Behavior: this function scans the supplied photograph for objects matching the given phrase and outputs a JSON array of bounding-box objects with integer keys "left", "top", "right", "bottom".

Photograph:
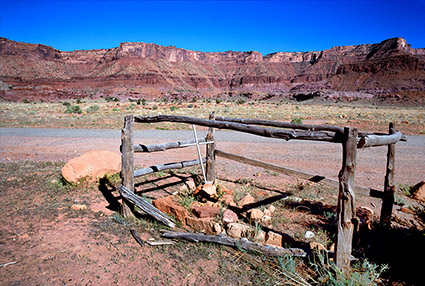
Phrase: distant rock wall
[{"left": 1, "top": 37, "right": 424, "bottom": 101}]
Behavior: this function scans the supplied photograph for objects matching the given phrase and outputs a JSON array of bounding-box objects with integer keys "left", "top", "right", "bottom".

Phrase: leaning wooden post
[
  {"left": 121, "top": 115, "right": 135, "bottom": 217},
  {"left": 206, "top": 111, "right": 216, "bottom": 183},
  {"left": 380, "top": 122, "right": 396, "bottom": 227},
  {"left": 335, "top": 127, "right": 358, "bottom": 274}
]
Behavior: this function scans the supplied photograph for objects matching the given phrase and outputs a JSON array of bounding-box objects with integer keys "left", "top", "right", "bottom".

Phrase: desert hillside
[{"left": 1, "top": 37, "right": 424, "bottom": 104}]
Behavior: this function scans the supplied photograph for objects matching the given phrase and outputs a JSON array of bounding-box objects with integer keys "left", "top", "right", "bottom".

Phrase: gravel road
[{"left": 1, "top": 128, "right": 424, "bottom": 190}]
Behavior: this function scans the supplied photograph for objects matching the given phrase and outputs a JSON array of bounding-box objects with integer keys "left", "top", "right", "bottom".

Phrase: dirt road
[{"left": 1, "top": 127, "right": 424, "bottom": 189}]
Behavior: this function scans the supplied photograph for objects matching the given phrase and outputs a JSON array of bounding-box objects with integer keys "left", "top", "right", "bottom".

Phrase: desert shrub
[
  {"left": 216, "top": 99, "right": 222, "bottom": 104},
  {"left": 291, "top": 116, "right": 303, "bottom": 124},
  {"left": 65, "top": 105, "right": 82, "bottom": 114},
  {"left": 22, "top": 98, "right": 31, "bottom": 103},
  {"left": 62, "top": 102, "right": 71, "bottom": 106},
  {"left": 187, "top": 104, "right": 194, "bottom": 108},
  {"left": 86, "top": 105, "right": 100, "bottom": 113},
  {"left": 105, "top": 96, "right": 119, "bottom": 102},
  {"left": 170, "top": 106, "right": 178, "bottom": 111},
  {"left": 236, "top": 99, "right": 246, "bottom": 104},
  {"left": 152, "top": 105, "right": 158, "bottom": 110}
]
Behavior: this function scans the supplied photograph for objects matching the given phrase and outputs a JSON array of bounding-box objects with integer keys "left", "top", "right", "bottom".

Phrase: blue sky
[{"left": 1, "top": 0, "right": 424, "bottom": 55}]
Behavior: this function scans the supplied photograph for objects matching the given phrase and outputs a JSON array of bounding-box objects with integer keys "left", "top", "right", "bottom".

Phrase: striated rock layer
[{"left": 1, "top": 37, "right": 424, "bottom": 103}]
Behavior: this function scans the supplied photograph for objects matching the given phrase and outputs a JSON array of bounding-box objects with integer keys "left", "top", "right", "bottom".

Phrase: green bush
[
  {"left": 86, "top": 105, "right": 100, "bottom": 113},
  {"left": 170, "top": 106, "right": 178, "bottom": 111},
  {"left": 65, "top": 105, "right": 82, "bottom": 114},
  {"left": 291, "top": 117, "right": 303, "bottom": 124}
]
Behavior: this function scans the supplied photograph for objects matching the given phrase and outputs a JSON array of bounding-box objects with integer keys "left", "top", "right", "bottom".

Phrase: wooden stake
[
  {"left": 121, "top": 115, "right": 135, "bottom": 218},
  {"left": 206, "top": 111, "right": 216, "bottom": 183},
  {"left": 335, "top": 127, "right": 357, "bottom": 274},
  {"left": 380, "top": 122, "right": 396, "bottom": 227}
]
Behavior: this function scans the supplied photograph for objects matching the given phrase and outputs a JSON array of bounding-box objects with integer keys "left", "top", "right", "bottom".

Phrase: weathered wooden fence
[{"left": 120, "top": 113, "right": 406, "bottom": 274}]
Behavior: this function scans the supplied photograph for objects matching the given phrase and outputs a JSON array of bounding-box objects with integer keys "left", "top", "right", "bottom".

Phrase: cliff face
[{"left": 1, "top": 37, "right": 424, "bottom": 101}]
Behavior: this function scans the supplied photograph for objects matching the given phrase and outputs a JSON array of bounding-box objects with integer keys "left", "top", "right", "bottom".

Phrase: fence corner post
[
  {"left": 121, "top": 115, "right": 135, "bottom": 218},
  {"left": 380, "top": 122, "right": 396, "bottom": 228},
  {"left": 206, "top": 111, "right": 216, "bottom": 183},
  {"left": 335, "top": 127, "right": 358, "bottom": 275}
]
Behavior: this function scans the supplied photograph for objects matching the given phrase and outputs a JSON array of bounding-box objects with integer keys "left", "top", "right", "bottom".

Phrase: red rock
[
  {"left": 219, "top": 194, "right": 236, "bottom": 206},
  {"left": 400, "top": 206, "right": 414, "bottom": 214},
  {"left": 219, "top": 185, "right": 234, "bottom": 196},
  {"left": 249, "top": 208, "right": 264, "bottom": 221},
  {"left": 238, "top": 194, "right": 255, "bottom": 207},
  {"left": 185, "top": 217, "right": 215, "bottom": 234},
  {"left": 264, "top": 231, "right": 283, "bottom": 247},
  {"left": 411, "top": 181, "right": 425, "bottom": 201},
  {"left": 152, "top": 195, "right": 189, "bottom": 225},
  {"left": 192, "top": 205, "right": 220, "bottom": 218},
  {"left": 61, "top": 150, "right": 121, "bottom": 183},
  {"left": 222, "top": 209, "right": 238, "bottom": 224}
]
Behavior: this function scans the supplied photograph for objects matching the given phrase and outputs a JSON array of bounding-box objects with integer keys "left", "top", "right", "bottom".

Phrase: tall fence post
[
  {"left": 121, "top": 115, "right": 135, "bottom": 217},
  {"left": 380, "top": 122, "right": 396, "bottom": 227},
  {"left": 335, "top": 127, "right": 358, "bottom": 274},
  {"left": 206, "top": 111, "right": 216, "bottom": 183}
]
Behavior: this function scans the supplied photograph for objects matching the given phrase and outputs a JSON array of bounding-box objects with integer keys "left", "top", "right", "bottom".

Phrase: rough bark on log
[
  {"left": 380, "top": 123, "right": 396, "bottom": 227},
  {"left": 121, "top": 115, "right": 135, "bottom": 217},
  {"left": 358, "top": 131, "right": 407, "bottom": 142},
  {"left": 335, "top": 127, "right": 358, "bottom": 274},
  {"left": 357, "top": 131, "right": 402, "bottom": 148},
  {"left": 134, "top": 158, "right": 206, "bottom": 178},
  {"left": 119, "top": 185, "right": 176, "bottom": 228},
  {"left": 134, "top": 138, "right": 207, "bottom": 152},
  {"left": 215, "top": 116, "right": 344, "bottom": 133},
  {"left": 206, "top": 112, "right": 216, "bottom": 183},
  {"left": 162, "top": 231, "right": 309, "bottom": 257},
  {"left": 215, "top": 149, "right": 381, "bottom": 198},
  {"left": 134, "top": 115, "right": 343, "bottom": 143}
]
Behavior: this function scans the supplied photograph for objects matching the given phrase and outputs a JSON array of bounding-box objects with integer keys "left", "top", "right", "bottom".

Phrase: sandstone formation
[
  {"left": 61, "top": 150, "right": 121, "bottom": 183},
  {"left": 1, "top": 37, "right": 424, "bottom": 104}
]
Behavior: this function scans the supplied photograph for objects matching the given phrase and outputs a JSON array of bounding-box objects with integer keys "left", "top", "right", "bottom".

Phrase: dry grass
[{"left": 1, "top": 99, "right": 424, "bottom": 134}]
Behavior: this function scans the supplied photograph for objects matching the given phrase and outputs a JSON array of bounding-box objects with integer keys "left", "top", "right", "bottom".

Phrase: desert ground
[{"left": 1, "top": 99, "right": 424, "bottom": 285}]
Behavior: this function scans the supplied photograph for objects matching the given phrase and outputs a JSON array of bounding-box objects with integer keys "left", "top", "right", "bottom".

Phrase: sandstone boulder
[
  {"left": 61, "top": 150, "right": 121, "bottom": 184},
  {"left": 192, "top": 205, "right": 220, "bottom": 218},
  {"left": 226, "top": 223, "right": 250, "bottom": 239},
  {"left": 186, "top": 217, "right": 216, "bottom": 234},
  {"left": 238, "top": 194, "right": 255, "bottom": 207},
  {"left": 249, "top": 208, "right": 264, "bottom": 221}
]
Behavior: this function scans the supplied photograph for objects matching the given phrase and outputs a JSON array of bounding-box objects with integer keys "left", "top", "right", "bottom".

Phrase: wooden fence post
[
  {"left": 121, "top": 115, "right": 135, "bottom": 217},
  {"left": 380, "top": 122, "right": 396, "bottom": 227},
  {"left": 206, "top": 111, "right": 216, "bottom": 183},
  {"left": 335, "top": 127, "right": 358, "bottom": 274}
]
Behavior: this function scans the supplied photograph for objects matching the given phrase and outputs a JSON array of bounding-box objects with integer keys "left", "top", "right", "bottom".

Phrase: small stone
[
  {"left": 411, "top": 181, "right": 425, "bottom": 201},
  {"left": 249, "top": 208, "right": 264, "bottom": 221},
  {"left": 255, "top": 230, "right": 266, "bottom": 243},
  {"left": 265, "top": 231, "right": 283, "bottom": 247},
  {"left": 186, "top": 180, "right": 196, "bottom": 191},
  {"left": 71, "top": 204, "right": 87, "bottom": 211},
  {"left": 309, "top": 242, "right": 327, "bottom": 251},
  {"left": 192, "top": 205, "right": 220, "bottom": 218},
  {"left": 263, "top": 209, "right": 271, "bottom": 217},
  {"left": 213, "top": 222, "right": 222, "bottom": 234},
  {"left": 238, "top": 194, "right": 255, "bottom": 207},
  {"left": 261, "top": 215, "right": 272, "bottom": 222},
  {"left": 304, "top": 231, "right": 315, "bottom": 239},
  {"left": 153, "top": 195, "right": 189, "bottom": 225},
  {"left": 219, "top": 194, "right": 236, "bottom": 206},
  {"left": 268, "top": 205, "right": 276, "bottom": 213},
  {"left": 227, "top": 223, "right": 250, "bottom": 239},
  {"left": 400, "top": 206, "right": 414, "bottom": 214},
  {"left": 202, "top": 183, "right": 217, "bottom": 196},
  {"left": 186, "top": 217, "right": 215, "bottom": 234},
  {"left": 222, "top": 209, "right": 238, "bottom": 224},
  {"left": 219, "top": 185, "right": 234, "bottom": 195}
]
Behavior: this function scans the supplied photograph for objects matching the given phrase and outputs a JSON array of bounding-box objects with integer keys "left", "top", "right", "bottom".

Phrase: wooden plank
[
  {"left": 206, "top": 111, "right": 216, "bottom": 183},
  {"left": 162, "top": 231, "right": 309, "bottom": 257},
  {"left": 119, "top": 185, "right": 176, "bottom": 228},
  {"left": 215, "top": 149, "right": 381, "bottom": 198},
  {"left": 121, "top": 115, "right": 135, "bottom": 217},
  {"left": 134, "top": 115, "right": 343, "bottom": 143},
  {"left": 357, "top": 131, "right": 403, "bottom": 148},
  {"left": 380, "top": 123, "right": 396, "bottom": 227},
  {"left": 134, "top": 138, "right": 207, "bottom": 153},
  {"left": 335, "top": 127, "right": 358, "bottom": 274},
  {"left": 358, "top": 131, "right": 407, "bottom": 142},
  {"left": 134, "top": 158, "right": 205, "bottom": 178},
  {"left": 215, "top": 116, "right": 344, "bottom": 133}
]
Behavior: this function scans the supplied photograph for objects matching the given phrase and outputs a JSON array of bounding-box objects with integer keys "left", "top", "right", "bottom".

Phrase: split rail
[{"left": 120, "top": 113, "right": 406, "bottom": 274}]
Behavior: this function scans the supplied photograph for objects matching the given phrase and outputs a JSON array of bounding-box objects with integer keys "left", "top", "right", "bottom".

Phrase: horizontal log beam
[
  {"left": 215, "top": 116, "right": 344, "bottom": 133},
  {"left": 134, "top": 138, "right": 207, "bottom": 152},
  {"left": 118, "top": 185, "right": 176, "bottom": 228},
  {"left": 162, "top": 231, "right": 309, "bottom": 257},
  {"left": 134, "top": 158, "right": 205, "bottom": 178},
  {"left": 215, "top": 149, "right": 382, "bottom": 198},
  {"left": 357, "top": 131, "right": 403, "bottom": 148},
  {"left": 134, "top": 115, "right": 343, "bottom": 143},
  {"left": 358, "top": 131, "right": 407, "bottom": 142}
]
